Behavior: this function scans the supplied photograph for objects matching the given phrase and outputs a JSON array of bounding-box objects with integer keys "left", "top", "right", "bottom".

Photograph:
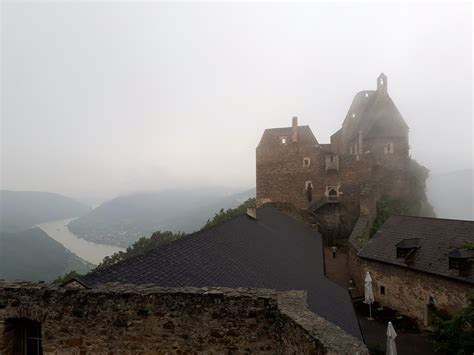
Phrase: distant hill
[
  {"left": 0, "top": 227, "right": 93, "bottom": 282},
  {"left": 0, "top": 190, "right": 92, "bottom": 232},
  {"left": 68, "top": 188, "right": 255, "bottom": 247},
  {"left": 426, "top": 169, "right": 473, "bottom": 220}
]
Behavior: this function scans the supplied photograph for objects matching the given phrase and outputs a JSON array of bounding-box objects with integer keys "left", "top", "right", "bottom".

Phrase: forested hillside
[
  {"left": 0, "top": 228, "right": 93, "bottom": 281},
  {"left": 0, "top": 190, "right": 91, "bottom": 232},
  {"left": 68, "top": 188, "right": 255, "bottom": 247},
  {"left": 61, "top": 197, "right": 256, "bottom": 280}
]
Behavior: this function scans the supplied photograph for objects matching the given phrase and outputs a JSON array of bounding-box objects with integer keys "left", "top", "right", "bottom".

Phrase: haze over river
[{"left": 36, "top": 218, "right": 124, "bottom": 265}]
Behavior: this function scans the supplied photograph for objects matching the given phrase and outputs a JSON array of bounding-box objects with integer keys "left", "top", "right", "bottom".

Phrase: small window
[
  {"left": 380, "top": 285, "right": 385, "bottom": 296},
  {"left": 384, "top": 142, "right": 394, "bottom": 154},
  {"left": 448, "top": 249, "right": 473, "bottom": 272},
  {"left": 352, "top": 113, "right": 356, "bottom": 118},
  {"left": 365, "top": 93, "right": 369, "bottom": 98},
  {"left": 380, "top": 79, "right": 384, "bottom": 85},
  {"left": 397, "top": 248, "right": 409, "bottom": 259},
  {"left": 305, "top": 181, "right": 313, "bottom": 202},
  {"left": 449, "top": 258, "right": 465, "bottom": 270},
  {"left": 280, "top": 137, "right": 287, "bottom": 145},
  {"left": 303, "top": 157, "right": 310, "bottom": 168}
]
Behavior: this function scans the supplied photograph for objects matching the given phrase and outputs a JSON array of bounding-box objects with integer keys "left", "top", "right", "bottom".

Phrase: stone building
[
  {"left": 256, "top": 74, "right": 432, "bottom": 240},
  {"left": 349, "top": 215, "right": 473, "bottom": 328}
]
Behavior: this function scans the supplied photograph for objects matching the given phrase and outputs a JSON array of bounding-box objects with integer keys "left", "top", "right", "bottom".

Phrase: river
[{"left": 36, "top": 218, "right": 124, "bottom": 265}]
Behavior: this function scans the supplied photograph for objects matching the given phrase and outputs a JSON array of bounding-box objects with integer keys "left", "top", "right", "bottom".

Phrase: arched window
[{"left": 328, "top": 188, "right": 338, "bottom": 202}]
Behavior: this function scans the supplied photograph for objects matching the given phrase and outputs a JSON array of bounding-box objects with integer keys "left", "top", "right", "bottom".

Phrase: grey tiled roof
[
  {"left": 80, "top": 205, "right": 362, "bottom": 339},
  {"left": 358, "top": 215, "right": 474, "bottom": 284}
]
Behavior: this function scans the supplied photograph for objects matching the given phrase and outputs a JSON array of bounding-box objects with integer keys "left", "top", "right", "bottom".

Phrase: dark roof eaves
[{"left": 390, "top": 214, "right": 474, "bottom": 224}]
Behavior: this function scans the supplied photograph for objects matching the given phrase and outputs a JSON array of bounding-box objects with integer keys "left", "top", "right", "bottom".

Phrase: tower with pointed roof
[{"left": 330, "top": 73, "right": 409, "bottom": 169}]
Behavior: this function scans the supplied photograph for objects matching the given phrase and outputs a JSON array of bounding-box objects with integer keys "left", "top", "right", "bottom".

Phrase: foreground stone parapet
[{"left": 0, "top": 281, "right": 368, "bottom": 354}]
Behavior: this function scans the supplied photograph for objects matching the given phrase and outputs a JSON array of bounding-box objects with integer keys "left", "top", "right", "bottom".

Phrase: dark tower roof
[{"left": 341, "top": 74, "right": 409, "bottom": 146}]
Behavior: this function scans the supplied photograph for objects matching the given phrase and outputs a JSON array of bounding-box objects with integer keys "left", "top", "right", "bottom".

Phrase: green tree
[
  {"left": 201, "top": 198, "right": 256, "bottom": 230},
  {"left": 432, "top": 295, "right": 474, "bottom": 354},
  {"left": 370, "top": 197, "right": 412, "bottom": 236},
  {"left": 463, "top": 242, "right": 474, "bottom": 250}
]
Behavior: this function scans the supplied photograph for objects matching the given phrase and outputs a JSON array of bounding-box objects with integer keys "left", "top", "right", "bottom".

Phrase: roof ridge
[
  {"left": 390, "top": 214, "right": 474, "bottom": 223},
  {"left": 265, "top": 125, "right": 311, "bottom": 130}
]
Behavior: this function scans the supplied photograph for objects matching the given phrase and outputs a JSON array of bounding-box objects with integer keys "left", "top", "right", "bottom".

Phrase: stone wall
[
  {"left": 0, "top": 282, "right": 368, "bottom": 354},
  {"left": 348, "top": 253, "right": 472, "bottom": 328},
  {"left": 255, "top": 116, "right": 434, "bottom": 242},
  {"left": 256, "top": 131, "right": 379, "bottom": 239},
  {"left": 363, "top": 136, "right": 409, "bottom": 171}
]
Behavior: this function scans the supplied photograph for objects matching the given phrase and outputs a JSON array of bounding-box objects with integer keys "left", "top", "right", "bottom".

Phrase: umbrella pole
[{"left": 368, "top": 303, "right": 374, "bottom": 320}]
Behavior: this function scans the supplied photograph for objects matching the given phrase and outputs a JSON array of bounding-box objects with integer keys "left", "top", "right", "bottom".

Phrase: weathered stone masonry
[
  {"left": 348, "top": 251, "right": 473, "bottom": 328},
  {"left": 0, "top": 282, "right": 368, "bottom": 354}
]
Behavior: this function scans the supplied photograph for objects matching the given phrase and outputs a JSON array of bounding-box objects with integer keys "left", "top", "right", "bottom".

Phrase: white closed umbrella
[
  {"left": 386, "top": 321, "right": 398, "bottom": 355},
  {"left": 364, "top": 271, "right": 374, "bottom": 320}
]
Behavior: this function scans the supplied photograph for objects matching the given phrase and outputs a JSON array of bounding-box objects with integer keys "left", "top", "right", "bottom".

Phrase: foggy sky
[{"left": 1, "top": 2, "right": 472, "bottom": 203}]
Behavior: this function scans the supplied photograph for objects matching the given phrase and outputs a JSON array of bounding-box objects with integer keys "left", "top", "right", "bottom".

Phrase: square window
[
  {"left": 397, "top": 248, "right": 408, "bottom": 258},
  {"left": 380, "top": 285, "right": 385, "bottom": 296},
  {"left": 280, "top": 137, "right": 287, "bottom": 145},
  {"left": 303, "top": 157, "right": 310, "bottom": 167}
]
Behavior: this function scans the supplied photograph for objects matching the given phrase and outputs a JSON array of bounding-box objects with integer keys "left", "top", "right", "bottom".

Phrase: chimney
[
  {"left": 246, "top": 207, "right": 257, "bottom": 219},
  {"left": 292, "top": 116, "right": 298, "bottom": 143},
  {"left": 377, "top": 73, "right": 387, "bottom": 95}
]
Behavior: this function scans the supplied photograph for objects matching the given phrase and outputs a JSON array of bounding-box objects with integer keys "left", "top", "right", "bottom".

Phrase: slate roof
[
  {"left": 80, "top": 205, "right": 362, "bottom": 339},
  {"left": 358, "top": 215, "right": 474, "bottom": 284}
]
